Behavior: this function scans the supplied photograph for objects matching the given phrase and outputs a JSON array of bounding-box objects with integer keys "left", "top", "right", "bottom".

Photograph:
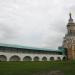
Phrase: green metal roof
[{"left": 0, "top": 43, "right": 63, "bottom": 52}]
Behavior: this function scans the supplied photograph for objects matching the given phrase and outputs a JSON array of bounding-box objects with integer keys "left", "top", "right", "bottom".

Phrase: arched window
[
  {"left": 34, "top": 56, "right": 39, "bottom": 61},
  {"left": 23, "top": 56, "right": 32, "bottom": 61},
  {"left": 10, "top": 55, "right": 20, "bottom": 61},
  {"left": 50, "top": 57, "right": 54, "bottom": 61},
  {"left": 0, "top": 55, "right": 7, "bottom": 61},
  {"left": 42, "top": 57, "right": 47, "bottom": 61}
]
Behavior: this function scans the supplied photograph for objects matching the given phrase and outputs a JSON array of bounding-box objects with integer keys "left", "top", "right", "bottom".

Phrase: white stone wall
[{"left": 0, "top": 52, "right": 65, "bottom": 61}]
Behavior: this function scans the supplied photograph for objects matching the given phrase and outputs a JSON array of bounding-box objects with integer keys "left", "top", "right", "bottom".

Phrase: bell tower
[{"left": 63, "top": 13, "right": 75, "bottom": 60}]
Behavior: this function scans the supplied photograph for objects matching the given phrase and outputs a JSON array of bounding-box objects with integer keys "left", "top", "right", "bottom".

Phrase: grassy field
[{"left": 0, "top": 61, "right": 75, "bottom": 75}]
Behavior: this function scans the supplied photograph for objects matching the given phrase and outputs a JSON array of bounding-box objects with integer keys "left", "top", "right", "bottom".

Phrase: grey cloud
[
  {"left": 0, "top": 0, "right": 75, "bottom": 49},
  {"left": 0, "top": 23, "right": 17, "bottom": 39}
]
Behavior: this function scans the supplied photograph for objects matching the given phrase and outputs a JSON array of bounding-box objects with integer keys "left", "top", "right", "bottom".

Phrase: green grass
[{"left": 0, "top": 61, "right": 75, "bottom": 75}]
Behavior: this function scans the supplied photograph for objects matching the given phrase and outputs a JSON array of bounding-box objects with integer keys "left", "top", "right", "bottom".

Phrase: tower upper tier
[{"left": 66, "top": 13, "right": 75, "bottom": 36}]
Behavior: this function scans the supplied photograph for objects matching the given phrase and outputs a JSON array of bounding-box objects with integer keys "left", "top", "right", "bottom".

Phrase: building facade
[
  {"left": 0, "top": 43, "right": 65, "bottom": 61},
  {"left": 63, "top": 13, "right": 75, "bottom": 60}
]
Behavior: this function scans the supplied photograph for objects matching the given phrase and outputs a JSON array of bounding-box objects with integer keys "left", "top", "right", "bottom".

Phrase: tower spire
[
  {"left": 69, "top": 13, "right": 72, "bottom": 19},
  {"left": 69, "top": 12, "right": 73, "bottom": 23}
]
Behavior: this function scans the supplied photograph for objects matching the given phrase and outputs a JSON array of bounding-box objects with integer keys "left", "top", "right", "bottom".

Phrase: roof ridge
[{"left": 0, "top": 43, "right": 62, "bottom": 52}]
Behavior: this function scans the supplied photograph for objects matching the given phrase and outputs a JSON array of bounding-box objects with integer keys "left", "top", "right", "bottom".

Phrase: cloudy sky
[{"left": 0, "top": 0, "right": 75, "bottom": 49}]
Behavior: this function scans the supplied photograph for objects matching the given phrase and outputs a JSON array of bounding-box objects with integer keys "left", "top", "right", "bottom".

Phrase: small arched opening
[
  {"left": 57, "top": 57, "right": 61, "bottom": 61},
  {"left": 34, "top": 56, "right": 39, "bottom": 61},
  {"left": 0, "top": 55, "right": 7, "bottom": 61},
  {"left": 23, "top": 56, "right": 32, "bottom": 61},
  {"left": 42, "top": 57, "right": 47, "bottom": 61},
  {"left": 10, "top": 55, "right": 20, "bottom": 61},
  {"left": 50, "top": 57, "right": 54, "bottom": 61},
  {"left": 63, "top": 56, "right": 66, "bottom": 60}
]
